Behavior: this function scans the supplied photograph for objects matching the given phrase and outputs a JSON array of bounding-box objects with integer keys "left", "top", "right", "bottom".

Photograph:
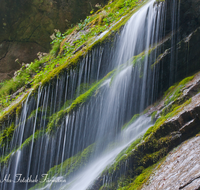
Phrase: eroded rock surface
[{"left": 142, "top": 136, "right": 200, "bottom": 190}]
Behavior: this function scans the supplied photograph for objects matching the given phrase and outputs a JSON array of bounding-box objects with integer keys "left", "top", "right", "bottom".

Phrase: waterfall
[
  {"left": 0, "top": 0, "right": 177, "bottom": 190},
  {"left": 57, "top": 116, "right": 152, "bottom": 190}
]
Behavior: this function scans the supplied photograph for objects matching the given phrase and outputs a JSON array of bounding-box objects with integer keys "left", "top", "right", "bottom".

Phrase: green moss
[
  {"left": 164, "top": 84, "right": 177, "bottom": 97},
  {"left": 102, "top": 150, "right": 167, "bottom": 190},
  {"left": 52, "top": 144, "right": 94, "bottom": 177},
  {"left": 46, "top": 109, "right": 66, "bottom": 133},
  {"left": 110, "top": 47, "right": 155, "bottom": 86},
  {"left": 151, "top": 48, "right": 170, "bottom": 70},
  {"left": 28, "top": 107, "right": 43, "bottom": 120},
  {"left": 107, "top": 137, "right": 142, "bottom": 173},
  {"left": 66, "top": 74, "right": 109, "bottom": 112},
  {"left": 130, "top": 166, "right": 155, "bottom": 189},
  {"left": 100, "top": 135, "right": 170, "bottom": 189},
  {"left": 125, "top": 137, "right": 142, "bottom": 155},
  {"left": 143, "top": 109, "right": 148, "bottom": 114},
  {"left": 110, "top": 64, "right": 126, "bottom": 85},
  {"left": 0, "top": 130, "right": 44, "bottom": 165},
  {"left": 46, "top": 70, "right": 114, "bottom": 133},
  {"left": 110, "top": 48, "right": 153, "bottom": 89},
  {"left": 49, "top": 41, "right": 60, "bottom": 57},
  {"left": 140, "top": 148, "right": 167, "bottom": 167},
  {"left": 131, "top": 52, "right": 145, "bottom": 67},
  {"left": 144, "top": 98, "right": 192, "bottom": 140},
  {"left": 0, "top": 122, "right": 15, "bottom": 147},
  {"left": 164, "top": 75, "right": 194, "bottom": 106},
  {"left": 151, "top": 111, "right": 157, "bottom": 123},
  {"left": 122, "top": 114, "right": 140, "bottom": 130},
  {"left": 0, "top": 92, "right": 28, "bottom": 124},
  {"left": 30, "top": 143, "right": 95, "bottom": 190},
  {"left": 0, "top": 0, "right": 148, "bottom": 120},
  {"left": 117, "top": 161, "right": 160, "bottom": 190},
  {"left": 143, "top": 117, "right": 165, "bottom": 139},
  {"left": 20, "top": 130, "right": 44, "bottom": 149},
  {"left": 142, "top": 75, "right": 195, "bottom": 140},
  {"left": 75, "top": 83, "right": 91, "bottom": 95},
  {"left": 16, "top": 104, "right": 22, "bottom": 118}
]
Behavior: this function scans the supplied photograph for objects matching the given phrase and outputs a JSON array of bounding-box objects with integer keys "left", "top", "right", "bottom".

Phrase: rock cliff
[{"left": 0, "top": 0, "right": 108, "bottom": 81}]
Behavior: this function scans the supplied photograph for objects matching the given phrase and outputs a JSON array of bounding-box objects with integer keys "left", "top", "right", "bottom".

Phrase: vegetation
[
  {"left": 0, "top": 0, "right": 148, "bottom": 117},
  {"left": 111, "top": 137, "right": 143, "bottom": 170},
  {"left": 122, "top": 114, "right": 140, "bottom": 130},
  {"left": 143, "top": 98, "right": 191, "bottom": 139},
  {"left": 0, "top": 91, "right": 28, "bottom": 124},
  {"left": 143, "top": 74, "right": 195, "bottom": 139},
  {"left": 46, "top": 69, "right": 114, "bottom": 132},
  {"left": 0, "top": 0, "right": 197, "bottom": 188},
  {"left": 117, "top": 75, "right": 195, "bottom": 166},
  {"left": 29, "top": 143, "right": 95, "bottom": 190},
  {"left": 0, "top": 122, "right": 15, "bottom": 147},
  {"left": 96, "top": 73, "right": 197, "bottom": 190},
  {"left": 0, "top": 130, "right": 44, "bottom": 165},
  {"left": 164, "top": 75, "right": 194, "bottom": 106},
  {"left": 151, "top": 111, "right": 157, "bottom": 123},
  {"left": 117, "top": 158, "right": 165, "bottom": 190}
]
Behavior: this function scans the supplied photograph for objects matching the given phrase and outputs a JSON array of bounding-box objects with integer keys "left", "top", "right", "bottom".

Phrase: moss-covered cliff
[
  {"left": 0, "top": 0, "right": 148, "bottom": 115},
  {"left": 90, "top": 72, "right": 200, "bottom": 190},
  {"left": 1, "top": 0, "right": 200, "bottom": 189}
]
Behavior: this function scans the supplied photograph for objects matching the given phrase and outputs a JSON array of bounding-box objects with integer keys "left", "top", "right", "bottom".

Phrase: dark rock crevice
[{"left": 179, "top": 175, "right": 200, "bottom": 189}]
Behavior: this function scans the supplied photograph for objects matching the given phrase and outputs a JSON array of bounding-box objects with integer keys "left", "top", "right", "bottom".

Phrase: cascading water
[
  {"left": 59, "top": 116, "right": 152, "bottom": 190},
  {"left": 0, "top": 0, "right": 177, "bottom": 190}
]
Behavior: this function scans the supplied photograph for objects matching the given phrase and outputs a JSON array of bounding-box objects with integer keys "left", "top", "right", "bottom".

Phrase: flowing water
[
  {"left": 0, "top": 0, "right": 177, "bottom": 190},
  {"left": 60, "top": 116, "right": 152, "bottom": 190}
]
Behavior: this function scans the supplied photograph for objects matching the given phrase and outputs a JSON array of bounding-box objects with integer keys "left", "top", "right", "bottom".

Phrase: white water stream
[
  {"left": 62, "top": 116, "right": 152, "bottom": 190},
  {"left": 0, "top": 1, "right": 170, "bottom": 190},
  {"left": 36, "top": 1, "right": 163, "bottom": 189}
]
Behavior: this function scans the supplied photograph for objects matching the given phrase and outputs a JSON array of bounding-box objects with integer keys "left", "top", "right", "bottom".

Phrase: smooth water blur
[
  {"left": 61, "top": 116, "right": 152, "bottom": 190},
  {"left": 0, "top": 1, "right": 171, "bottom": 190}
]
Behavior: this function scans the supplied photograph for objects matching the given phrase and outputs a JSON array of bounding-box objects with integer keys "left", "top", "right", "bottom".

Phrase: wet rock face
[
  {"left": 0, "top": 42, "right": 46, "bottom": 81},
  {"left": 179, "top": 0, "right": 200, "bottom": 37},
  {"left": 165, "top": 0, "right": 200, "bottom": 37},
  {"left": 90, "top": 72, "right": 200, "bottom": 190},
  {"left": 0, "top": 0, "right": 108, "bottom": 81},
  {"left": 142, "top": 136, "right": 200, "bottom": 190}
]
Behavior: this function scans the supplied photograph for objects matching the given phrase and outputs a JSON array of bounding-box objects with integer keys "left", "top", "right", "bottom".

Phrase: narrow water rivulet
[{"left": 0, "top": 0, "right": 179, "bottom": 189}]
